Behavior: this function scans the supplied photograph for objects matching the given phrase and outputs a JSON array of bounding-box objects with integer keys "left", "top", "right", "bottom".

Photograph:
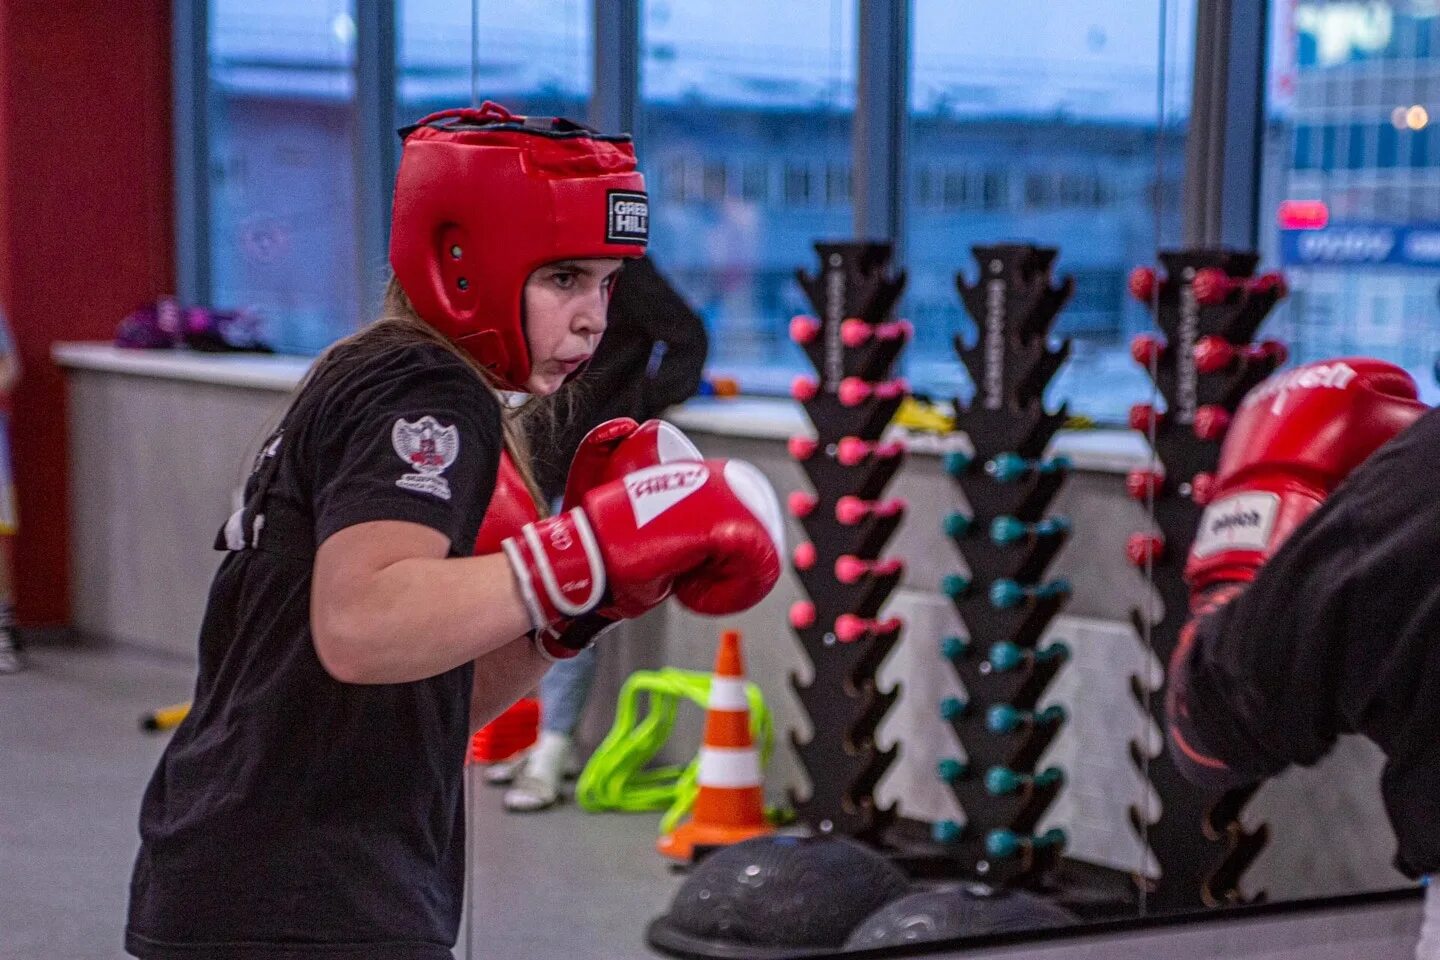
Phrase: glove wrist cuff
[{"left": 502, "top": 509, "right": 607, "bottom": 631}]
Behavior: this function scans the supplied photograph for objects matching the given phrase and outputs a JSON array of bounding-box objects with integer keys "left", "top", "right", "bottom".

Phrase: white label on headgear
[
  {"left": 607, "top": 191, "right": 649, "bottom": 244},
  {"left": 1192, "top": 491, "right": 1280, "bottom": 558}
]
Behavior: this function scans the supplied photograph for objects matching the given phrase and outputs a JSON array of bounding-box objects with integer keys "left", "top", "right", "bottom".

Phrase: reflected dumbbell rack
[
  {"left": 887, "top": 245, "right": 1084, "bottom": 891},
  {"left": 1123, "top": 249, "right": 1288, "bottom": 910}
]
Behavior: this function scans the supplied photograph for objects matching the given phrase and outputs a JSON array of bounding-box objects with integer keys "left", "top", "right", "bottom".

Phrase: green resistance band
[{"left": 576, "top": 668, "right": 775, "bottom": 834}]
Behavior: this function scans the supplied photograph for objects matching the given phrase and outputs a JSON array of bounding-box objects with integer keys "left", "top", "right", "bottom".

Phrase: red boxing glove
[
  {"left": 503, "top": 459, "right": 783, "bottom": 637},
  {"left": 473, "top": 451, "right": 541, "bottom": 556},
  {"left": 1186, "top": 357, "right": 1426, "bottom": 596},
  {"left": 561, "top": 418, "right": 702, "bottom": 510}
]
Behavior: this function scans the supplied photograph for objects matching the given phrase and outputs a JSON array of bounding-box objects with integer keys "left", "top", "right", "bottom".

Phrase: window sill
[
  {"left": 53, "top": 342, "right": 1152, "bottom": 474},
  {"left": 668, "top": 397, "right": 1150, "bottom": 474}
]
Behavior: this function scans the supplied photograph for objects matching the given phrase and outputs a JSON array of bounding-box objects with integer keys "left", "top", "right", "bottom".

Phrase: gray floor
[
  {"left": 0, "top": 636, "right": 684, "bottom": 960},
  {"left": 2, "top": 637, "right": 1427, "bottom": 960}
]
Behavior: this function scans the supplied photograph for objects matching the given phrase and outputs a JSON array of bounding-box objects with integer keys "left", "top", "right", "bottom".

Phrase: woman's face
[{"left": 521, "top": 258, "right": 624, "bottom": 395}]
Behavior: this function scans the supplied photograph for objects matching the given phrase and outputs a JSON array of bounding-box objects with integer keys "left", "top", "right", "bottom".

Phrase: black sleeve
[
  {"left": 311, "top": 352, "right": 503, "bottom": 555},
  {"left": 1180, "top": 407, "right": 1440, "bottom": 782}
]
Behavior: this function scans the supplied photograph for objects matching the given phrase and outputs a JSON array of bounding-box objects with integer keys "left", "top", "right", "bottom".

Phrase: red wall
[{"left": 0, "top": 1, "right": 174, "bottom": 625}]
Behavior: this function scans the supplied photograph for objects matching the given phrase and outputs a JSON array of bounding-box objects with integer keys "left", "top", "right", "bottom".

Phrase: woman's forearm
[
  {"left": 469, "top": 637, "right": 551, "bottom": 732},
  {"left": 313, "top": 551, "right": 537, "bottom": 685}
]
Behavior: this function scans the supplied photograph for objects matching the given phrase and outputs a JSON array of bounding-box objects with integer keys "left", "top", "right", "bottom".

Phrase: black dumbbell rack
[
  {"left": 1122, "top": 249, "right": 1288, "bottom": 909},
  {"left": 886, "top": 245, "right": 1077, "bottom": 889},
  {"left": 784, "top": 241, "right": 912, "bottom": 844}
]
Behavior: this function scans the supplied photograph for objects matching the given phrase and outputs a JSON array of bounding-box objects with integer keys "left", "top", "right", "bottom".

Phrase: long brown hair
[{"left": 294, "top": 276, "right": 578, "bottom": 513}]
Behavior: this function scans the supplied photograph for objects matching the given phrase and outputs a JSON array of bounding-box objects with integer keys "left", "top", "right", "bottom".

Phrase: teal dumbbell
[
  {"left": 942, "top": 574, "right": 973, "bottom": 599},
  {"left": 989, "top": 515, "right": 1072, "bottom": 546},
  {"left": 943, "top": 511, "right": 973, "bottom": 539},
  {"left": 932, "top": 819, "right": 963, "bottom": 843},
  {"left": 984, "top": 765, "right": 1065, "bottom": 796},
  {"left": 943, "top": 451, "right": 974, "bottom": 478},
  {"left": 985, "top": 453, "right": 1072, "bottom": 484},
  {"left": 937, "top": 758, "right": 969, "bottom": 783},
  {"left": 940, "top": 696, "right": 969, "bottom": 721},
  {"left": 990, "top": 578, "right": 1071, "bottom": 610},
  {"left": 987, "top": 703, "right": 1067, "bottom": 734},
  {"left": 985, "top": 827, "right": 1067, "bottom": 861},
  {"left": 987, "top": 640, "right": 1071, "bottom": 674},
  {"left": 940, "top": 635, "right": 972, "bottom": 662}
]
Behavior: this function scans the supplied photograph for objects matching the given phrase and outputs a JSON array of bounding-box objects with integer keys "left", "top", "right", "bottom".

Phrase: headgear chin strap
[{"left": 390, "top": 101, "right": 648, "bottom": 391}]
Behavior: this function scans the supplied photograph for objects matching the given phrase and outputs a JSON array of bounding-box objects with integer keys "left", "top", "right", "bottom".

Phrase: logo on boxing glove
[
  {"left": 624, "top": 463, "right": 710, "bottom": 527},
  {"left": 1192, "top": 491, "right": 1280, "bottom": 558},
  {"left": 1242, "top": 361, "right": 1357, "bottom": 416}
]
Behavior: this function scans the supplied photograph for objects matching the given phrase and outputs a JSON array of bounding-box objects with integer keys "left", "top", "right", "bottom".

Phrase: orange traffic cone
[{"left": 657, "top": 629, "right": 774, "bottom": 861}]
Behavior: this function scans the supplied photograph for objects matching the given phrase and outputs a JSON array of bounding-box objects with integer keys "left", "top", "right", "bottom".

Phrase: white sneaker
[
  {"left": 502, "top": 732, "right": 574, "bottom": 813},
  {"left": 484, "top": 741, "right": 581, "bottom": 786},
  {"left": 503, "top": 765, "right": 562, "bottom": 812},
  {"left": 483, "top": 753, "right": 529, "bottom": 786}
]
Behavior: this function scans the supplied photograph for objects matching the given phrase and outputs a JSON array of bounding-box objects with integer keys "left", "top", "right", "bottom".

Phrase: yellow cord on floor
[{"left": 575, "top": 668, "right": 774, "bottom": 834}]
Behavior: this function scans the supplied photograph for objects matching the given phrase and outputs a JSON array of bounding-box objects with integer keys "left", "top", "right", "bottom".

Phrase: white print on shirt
[{"left": 392, "top": 416, "right": 460, "bottom": 501}]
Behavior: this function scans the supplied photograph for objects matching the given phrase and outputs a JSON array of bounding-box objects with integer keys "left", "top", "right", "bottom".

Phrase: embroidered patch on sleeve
[{"left": 392, "top": 416, "right": 460, "bottom": 501}]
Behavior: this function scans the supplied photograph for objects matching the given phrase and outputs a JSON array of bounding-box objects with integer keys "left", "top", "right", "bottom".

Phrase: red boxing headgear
[{"left": 390, "top": 101, "right": 648, "bottom": 390}]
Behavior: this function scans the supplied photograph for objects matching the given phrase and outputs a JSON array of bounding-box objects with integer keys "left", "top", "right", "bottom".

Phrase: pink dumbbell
[
  {"left": 877, "top": 320, "right": 913, "bottom": 343},
  {"left": 875, "top": 441, "right": 905, "bottom": 459},
  {"left": 1126, "top": 468, "right": 1164, "bottom": 502},
  {"left": 1128, "top": 265, "right": 1158, "bottom": 303},
  {"left": 837, "top": 437, "right": 872, "bottom": 466},
  {"left": 835, "top": 555, "right": 904, "bottom": 584},
  {"left": 1190, "top": 471, "right": 1217, "bottom": 505},
  {"left": 791, "top": 376, "right": 819, "bottom": 402},
  {"left": 789, "top": 601, "right": 817, "bottom": 630},
  {"left": 838, "top": 377, "right": 871, "bottom": 407},
  {"left": 793, "top": 543, "right": 817, "bottom": 571},
  {"left": 1126, "top": 533, "right": 1165, "bottom": 567},
  {"left": 790, "top": 315, "right": 821, "bottom": 345},
  {"left": 1193, "top": 405, "right": 1231, "bottom": 441},
  {"left": 788, "top": 435, "right": 818, "bottom": 461},
  {"left": 1129, "top": 403, "right": 1161, "bottom": 434},
  {"left": 1193, "top": 335, "right": 1237, "bottom": 374},
  {"left": 788, "top": 491, "right": 818, "bottom": 518},
  {"left": 834, "top": 615, "right": 902, "bottom": 643},
  {"left": 841, "top": 319, "right": 871, "bottom": 348},
  {"left": 835, "top": 495, "right": 907, "bottom": 526},
  {"left": 1250, "top": 340, "right": 1288, "bottom": 366},
  {"left": 1192, "top": 268, "right": 1288, "bottom": 306},
  {"left": 1131, "top": 334, "right": 1164, "bottom": 367}
]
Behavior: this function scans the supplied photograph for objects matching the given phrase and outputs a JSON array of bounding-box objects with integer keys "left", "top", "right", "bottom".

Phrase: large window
[
  {"left": 904, "top": 0, "right": 1195, "bottom": 423},
  {"left": 198, "top": 0, "right": 1208, "bottom": 424},
  {"left": 398, "top": 0, "right": 591, "bottom": 127},
  {"left": 1260, "top": 0, "right": 1440, "bottom": 404},
  {"left": 637, "top": 0, "right": 857, "bottom": 394},
  {"left": 208, "top": 0, "right": 360, "bottom": 354}
]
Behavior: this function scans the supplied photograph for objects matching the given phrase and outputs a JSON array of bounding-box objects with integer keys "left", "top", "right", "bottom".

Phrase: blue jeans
[{"left": 539, "top": 643, "right": 598, "bottom": 735}]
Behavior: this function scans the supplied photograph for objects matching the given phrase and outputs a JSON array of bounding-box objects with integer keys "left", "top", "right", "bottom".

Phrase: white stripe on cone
[
  {"left": 708, "top": 676, "right": 748, "bottom": 712},
  {"left": 697, "top": 745, "right": 762, "bottom": 788}
]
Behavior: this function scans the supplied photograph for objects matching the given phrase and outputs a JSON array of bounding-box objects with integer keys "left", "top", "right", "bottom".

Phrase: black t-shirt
[
  {"left": 1182, "top": 405, "right": 1440, "bottom": 878},
  {"left": 126, "top": 337, "right": 502, "bottom": 959}
]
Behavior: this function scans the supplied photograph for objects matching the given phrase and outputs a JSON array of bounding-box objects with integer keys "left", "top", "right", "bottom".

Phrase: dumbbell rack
[
  {"left": 885, "top": 245, "right": 1077, "bottom": 888},
  {"left": 785, "top": 241, "right": 912, "bottom": 843},
  {"left": 1123, "top": 250, "right": 1287, "bottom": 909}
]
